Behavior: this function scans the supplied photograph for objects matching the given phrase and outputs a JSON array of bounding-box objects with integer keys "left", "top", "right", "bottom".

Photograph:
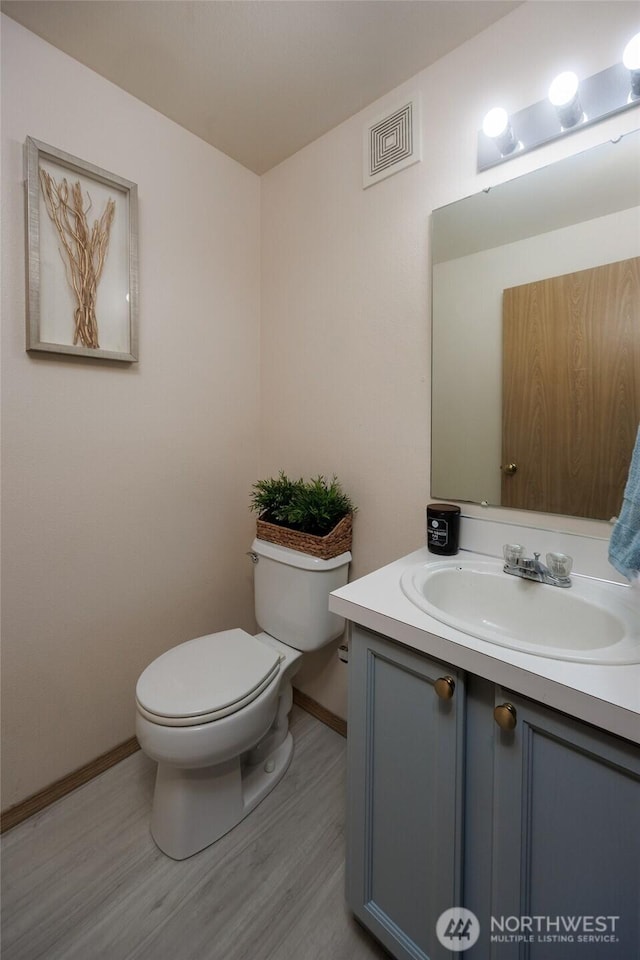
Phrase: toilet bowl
[{"left": 135, "top": 538, "right": 350, "bottom": 860}]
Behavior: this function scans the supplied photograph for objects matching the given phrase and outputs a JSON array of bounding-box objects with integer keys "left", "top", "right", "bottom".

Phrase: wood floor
[{"left": 1, "top": 707, "right": 390, "bottom": 960}]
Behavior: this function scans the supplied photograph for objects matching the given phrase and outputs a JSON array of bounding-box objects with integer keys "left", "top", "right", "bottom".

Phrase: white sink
[{"left": 400, "top": 558, "right": 640, "bottom": 664}]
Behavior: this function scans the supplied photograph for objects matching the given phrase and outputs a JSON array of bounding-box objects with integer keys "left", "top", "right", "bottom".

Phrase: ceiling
[{"left": 1, "top": 0, "right": 521, "bottom": 174}]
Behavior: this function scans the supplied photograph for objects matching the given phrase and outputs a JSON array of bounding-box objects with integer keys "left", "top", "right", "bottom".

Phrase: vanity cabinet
[{"left": 347, "top": 626, "right": 640, "bottom": 960}]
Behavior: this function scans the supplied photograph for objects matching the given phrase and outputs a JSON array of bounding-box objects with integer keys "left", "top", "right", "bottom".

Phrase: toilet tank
[{"left": 250, "top": 538, "right": 351, "bottom": 652}]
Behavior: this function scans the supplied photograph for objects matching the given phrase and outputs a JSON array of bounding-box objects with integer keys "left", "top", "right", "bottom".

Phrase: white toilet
[{"left": 135, "top": 537, "right": 351, "bottom": 860}]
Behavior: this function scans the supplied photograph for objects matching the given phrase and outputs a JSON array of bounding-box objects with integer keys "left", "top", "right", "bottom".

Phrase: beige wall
[
  {"left": 1, "top": 17, "right": 261, "bottom": 809},
  {"left": 2, "top": 3, "right": 639, "bottom": 809},
  {"left": 260, "top": 1, "right": 640, "bottom": 718}
]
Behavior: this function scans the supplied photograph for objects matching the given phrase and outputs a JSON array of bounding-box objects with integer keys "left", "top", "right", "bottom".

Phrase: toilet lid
[{"left": 136, "top": 629, "right": 281, "bottom": 726}]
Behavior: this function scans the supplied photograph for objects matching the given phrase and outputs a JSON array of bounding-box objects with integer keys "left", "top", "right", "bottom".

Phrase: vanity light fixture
[
  {"left": 478, "top": 31, "right": 640, "bottom": 170},
  {"left": 623, "top": 31, "right": 640, "bottom": 99}
]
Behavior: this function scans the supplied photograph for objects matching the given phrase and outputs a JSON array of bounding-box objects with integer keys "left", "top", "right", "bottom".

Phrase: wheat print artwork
[{"left": 39, "top": 169, "right": 116, "bottom": 349}]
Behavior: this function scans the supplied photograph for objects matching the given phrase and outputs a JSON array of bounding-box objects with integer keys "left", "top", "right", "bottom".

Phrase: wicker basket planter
[{"left": 256, "top": 512, "right": 353, "bottom": 560}]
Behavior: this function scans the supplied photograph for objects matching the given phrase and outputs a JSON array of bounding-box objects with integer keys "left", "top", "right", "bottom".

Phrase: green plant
[{"left": 250, "top": 472, "right": 355, "bottom": 537}]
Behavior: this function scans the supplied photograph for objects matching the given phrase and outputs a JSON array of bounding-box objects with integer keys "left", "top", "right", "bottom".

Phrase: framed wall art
[{"left": 25, "top": 137, "right": 139, "bottom": 362}]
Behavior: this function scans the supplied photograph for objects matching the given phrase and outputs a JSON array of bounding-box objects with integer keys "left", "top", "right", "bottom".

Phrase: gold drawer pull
[
  {"left": 494, "top": 702, "right": 517, "bottom": 730},
  {"left": 435, "top": 676, "right": 455, "bottom": 700}
]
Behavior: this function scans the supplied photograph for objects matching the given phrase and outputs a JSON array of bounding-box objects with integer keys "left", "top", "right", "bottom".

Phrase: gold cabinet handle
[
  {"left": 434, "top": 676, "right": 455, "bottom": 700},
  {"left": 494, "top": 702, "right": 517, "bottom": 730},
  {"left": 501, "top": 462, "right": 518, "bottom": 475}
]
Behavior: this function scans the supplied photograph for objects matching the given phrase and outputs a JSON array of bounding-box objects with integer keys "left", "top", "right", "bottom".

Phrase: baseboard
[
  {"left": 1, "top": 736, "right": 140, "bottom": 834},
  {"left": 2, "top": 692, "right": 346, "bottom": 834},
  {"left": 293, "top": 687, "right": 347, "bottom": 738}
]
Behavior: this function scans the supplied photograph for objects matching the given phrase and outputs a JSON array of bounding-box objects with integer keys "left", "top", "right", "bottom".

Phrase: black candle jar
[{"left": 426, "top": 503, "right": 461, "bottom": 556}]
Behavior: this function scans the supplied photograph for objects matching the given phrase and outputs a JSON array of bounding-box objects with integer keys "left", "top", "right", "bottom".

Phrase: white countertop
[{"left": 329, "top": 547, "right": 640, "bottom": 744}]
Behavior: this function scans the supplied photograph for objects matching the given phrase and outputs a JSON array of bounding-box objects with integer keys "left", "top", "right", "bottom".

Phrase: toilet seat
[{"left": 136, "top": 629, "right": 281, "bottom": 727}]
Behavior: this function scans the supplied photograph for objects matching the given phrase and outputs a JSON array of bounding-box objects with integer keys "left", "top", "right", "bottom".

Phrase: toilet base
[{"left": 150, "top": 732, "right": 294, "bottom": 860}]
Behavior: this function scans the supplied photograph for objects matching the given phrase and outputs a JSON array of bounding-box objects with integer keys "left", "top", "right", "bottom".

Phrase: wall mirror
[{"left": 431, "top": 131, "right": 640, "bottom": 522}]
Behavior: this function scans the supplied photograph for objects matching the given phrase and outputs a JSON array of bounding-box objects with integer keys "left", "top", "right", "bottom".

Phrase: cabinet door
[
  {"left": 347, "top": 626, "right": 464, "bottom": 960},
  {"left": 490, "top": 689, "right": 640, "bottom": 960}
]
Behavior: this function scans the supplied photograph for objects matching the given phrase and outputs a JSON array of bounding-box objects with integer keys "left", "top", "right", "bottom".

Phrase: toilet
[{"left": 135, "top": 537, "right": 351, "bottom": 860}]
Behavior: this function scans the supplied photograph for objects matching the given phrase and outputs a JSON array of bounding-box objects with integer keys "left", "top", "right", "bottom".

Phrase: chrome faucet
[{"left": 502, "top": 544, "right": 573, "bottom": 588}]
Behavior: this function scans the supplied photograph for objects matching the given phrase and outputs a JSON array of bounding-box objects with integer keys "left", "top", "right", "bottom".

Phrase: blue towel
[{"left": 609, "top": 424, "right": 640, "bottom": 581}]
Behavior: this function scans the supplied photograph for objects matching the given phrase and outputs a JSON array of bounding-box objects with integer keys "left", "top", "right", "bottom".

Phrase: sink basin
[{"left": 400, "top": 558, "right": 640, "bottom": 664}]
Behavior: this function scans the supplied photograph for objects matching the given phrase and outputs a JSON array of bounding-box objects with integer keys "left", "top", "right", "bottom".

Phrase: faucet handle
[
  {"left": 546, "top": 552, "right": 573, "bottom": 578},
  {"left": 503, "top": 543, "right": 525, "bottom": 564}
]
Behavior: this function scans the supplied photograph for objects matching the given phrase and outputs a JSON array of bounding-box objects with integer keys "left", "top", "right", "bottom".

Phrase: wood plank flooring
[{"left": 1, "top": 708, "right": 390, "bottom": 960}]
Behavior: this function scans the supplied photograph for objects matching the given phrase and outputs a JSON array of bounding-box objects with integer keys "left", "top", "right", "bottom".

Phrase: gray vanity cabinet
[
  {"left": 347, "top": 627, "right": 640, "bottom": 960},
  {"left": 347, "top": 626, "right": 465, "bottom": 960}
]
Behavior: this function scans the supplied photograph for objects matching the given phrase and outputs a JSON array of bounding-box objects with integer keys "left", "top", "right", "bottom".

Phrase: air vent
[{"left": 363, "top": 95, "right": 421, "bottom": 188}]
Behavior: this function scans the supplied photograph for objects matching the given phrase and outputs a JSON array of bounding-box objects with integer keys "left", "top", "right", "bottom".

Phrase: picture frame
[{"left": 25, "top": 137, "right": 139, "bottom": 362}]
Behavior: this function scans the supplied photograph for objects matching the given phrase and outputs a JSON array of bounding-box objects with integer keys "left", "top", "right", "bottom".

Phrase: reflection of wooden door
[{"left": 502, "top": 257, "right": 640, "bottom": 520}]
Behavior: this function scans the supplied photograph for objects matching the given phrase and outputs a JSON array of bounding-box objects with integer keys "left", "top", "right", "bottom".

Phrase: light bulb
[
  {"left": 623, "top": 31, "right": 640, "bottom": 98},
  {"left": 548, "top": 71, "right": 583, "bottom": 128},
  {"left": 548, "top": 71, "right": 579, "bottom": 107},
  {"left": 623, "top": 31, "right": 640, "bottom": 70},
  {"left": 482, "top": 107, "right": 509, "bottom": 138},
  {"left": 482, "top": 107, "right": 517, "bottom": 156}
]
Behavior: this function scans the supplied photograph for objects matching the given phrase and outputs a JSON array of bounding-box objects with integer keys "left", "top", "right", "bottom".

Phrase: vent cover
[{"left": 363, "top": 95, "right": 421, "bottom": 188}]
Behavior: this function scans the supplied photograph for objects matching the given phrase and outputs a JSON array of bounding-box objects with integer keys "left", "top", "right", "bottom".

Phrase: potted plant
[{"left": 250, "top": 472, "right": 355, "bottom": 559}]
